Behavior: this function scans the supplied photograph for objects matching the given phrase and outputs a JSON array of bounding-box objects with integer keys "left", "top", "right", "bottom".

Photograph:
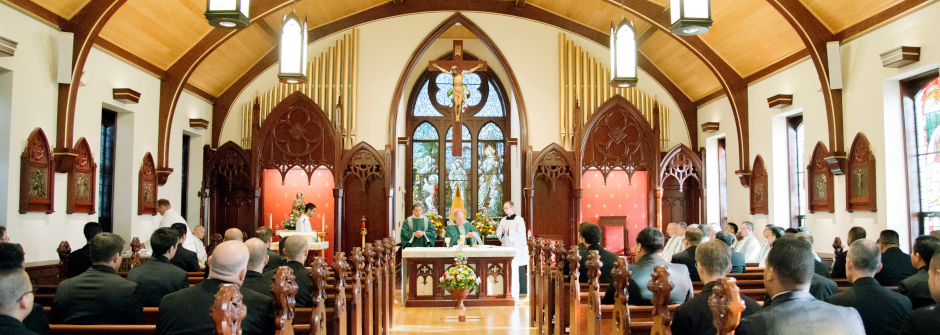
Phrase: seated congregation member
[
  {"left": 757, "top": 226, "right": 784, "bottom": 267},
  {"left": 604, "top": 227, "right": 692, "bottom": 305},
  {"left": 401, "top": 204, "right": 437, "bottom": 248},
  {"left": 0, "top": 226, "right": 5, "bottom": 243},
  {"left": 900, "top": 235, "right": 940, "bottom": 309},
  {"left": 875, "top": 229, "right": 917, "bottom": 286},
  {"left": 796, "top": 232, "right": 830, "bottom": 278},
  {"left": 254, "top": 227, "right": 282, "bottom": 274},
  {"left": 715, "top": 232, "right": 745, "bottom": 273},
  {"left": 826, "top": 239, "right": 912, "bottom": 335},
  {"left": 737, "top": 237, "right": 865, "bottom": 335},
  {"left": 898, "top": 249, "right": 940, "bottom": 335},
  {"left": 242, "top": 238, "right": 273, "bottom": 298},
  {"left": 203, "top": 228, "right": 248, "bottom": 279},
  {"left": 707, "top": 223, "right": 720, "bottom": 240},
  {"left": 127, "top": 228, "right": 188, "bottom": 307},
  {"left": 0, "top": 268, "right": 38, "bottom": 335},
  {"left": 184, "top": 225, "right": 207, "bottom": 268},
  {"left": 263, "top": 236, "right": 312, "bottom": 308},
  {"left": 169, "top": 223, "right": 199, "bottom": 272},
  {"left": 576, "top": 223, "right": 618, "bottom": 284},
  {"left": 66, "top": 222, "right": 101, "bottom": 278},
  {"left": 733, "top": 222, "right": 761, "bottom": 263},
  {"left": 662, "top": 222, "right": 687, "bottom": 262},
  {"left": 672, "top": 240, "right": 762, "bottom": 335},
  {"left": 52, "top": 233, "right": 143, "bottom": 325},
  {"left": 445, "top": 209, "right": 483, "bottom": 247},
  {"left": 157, "top": 241, "right": 275, "bottom": 335},
  {"left": 671, "top": 227, "right": 705, "bottom": 282},
  {"left": 564, "top": 222, "right": 598, "bottom": 277},
  {"left": 0, "top": 243, "right": 49, "bottom": 335},
  {"left": 831, "top": 226, "right": 866, "bottom": 279}
]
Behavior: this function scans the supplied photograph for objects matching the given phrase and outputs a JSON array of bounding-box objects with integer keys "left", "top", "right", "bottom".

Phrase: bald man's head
[
  {"left": 224, "top": 228, "right": 244, "bottom": 241},
  {"left": 208, "top": 241, "right": 249, "bottom": 284},
  {"left": 244, "top": 238, "right": 269, "bottom": 272},
  {"left": 283, "top": 235, "right": 309, "bottom": 262}
]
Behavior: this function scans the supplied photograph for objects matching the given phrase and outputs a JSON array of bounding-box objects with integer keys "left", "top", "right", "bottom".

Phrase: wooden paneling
[
  {"left": 699, "top": 0, "right": 804, "bottom": 77},
  {"left": 261, "top": 0, "right": 391, "bottom": 37},
  {"left": 525, "top": 0, "right": 652, "bottom": 38},
  {"left": 440, "top": 24, "right": 477, "bottom": 39},
  {"left": 640, "top": 31, "right": 720, "bottom": 101},
  {"left": 189, "top": 24, "right": 276, "bottom": 96},
  {"left": 799, "top": 0, "right": 904, "bottom": 33},
  {"left": 99, "top": 0, "right": 213, "bottom": 70},
  {"left": 31, "top": 0, "right": 91, "bottom": 19}
]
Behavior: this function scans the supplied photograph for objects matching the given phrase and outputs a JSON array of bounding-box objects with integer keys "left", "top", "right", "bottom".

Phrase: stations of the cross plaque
[{"left": 428, "top": 40, "right": 487, "bottom": 156}]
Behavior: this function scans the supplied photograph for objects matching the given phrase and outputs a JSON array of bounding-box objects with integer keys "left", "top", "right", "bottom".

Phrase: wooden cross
[{"left": 428, "top": 40, "right": 487, "bottom": 156}]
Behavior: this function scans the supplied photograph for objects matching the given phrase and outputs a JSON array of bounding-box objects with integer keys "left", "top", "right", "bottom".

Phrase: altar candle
[
  {"left": 362, "top": 221, "right": 366, "bottom": 229},
  {"left": 322, "top": 215, "right": 325, "bottom": 231}
]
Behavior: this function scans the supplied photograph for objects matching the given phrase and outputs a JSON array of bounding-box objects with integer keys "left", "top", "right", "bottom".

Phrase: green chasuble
[
  {"left": 445, "top": 221, "right": 484, "bottom": 247},
  {"left": 401, "top": 216, "right": 437, "bottom": 248}
]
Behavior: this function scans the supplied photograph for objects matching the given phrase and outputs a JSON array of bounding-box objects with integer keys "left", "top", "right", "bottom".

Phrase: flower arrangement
[
  {"left": 473, "top": 211, "right": 497, "bottom": 237},
  {"left": 280, "top": 202, "right": 304, "bottom": 230},
  {"left": 426, "top": 213, "right": 446, "bottom": 237},
  {"left": 439, "top": 253, "right": 480, "bottom": 291}
]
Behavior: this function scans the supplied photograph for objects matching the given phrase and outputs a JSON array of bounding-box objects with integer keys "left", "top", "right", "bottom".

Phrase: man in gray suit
[
  {"left": 603, "top": 227, "right": 693, "bottom": 305},
  {"left": 737, "top": 237, "right": 865, "bottom": 335}
]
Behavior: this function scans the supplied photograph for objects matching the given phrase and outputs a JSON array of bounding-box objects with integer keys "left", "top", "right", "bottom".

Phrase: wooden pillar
[
  {"left": 655, "top": 188, "right": 663, "bottom": 231},
  {"left": 333, "top": 188, "right": 344, "bottom": 254}
]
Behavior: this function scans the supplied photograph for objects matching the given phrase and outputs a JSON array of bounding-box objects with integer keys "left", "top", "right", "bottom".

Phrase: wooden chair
[
  {"left": 210, "top": 283, "right": 247, "bottom": 335},
  {"left": 648, "top": 266, "right": 674, "bottom": 335},
  {"left": 273, "top": 266, "right": 298, "bottom": 335},
  {"left": 599, "top": 216, "right": 629, "bottom": 256}
]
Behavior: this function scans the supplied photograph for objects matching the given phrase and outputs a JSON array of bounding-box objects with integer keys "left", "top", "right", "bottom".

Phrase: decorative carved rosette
[
  {"left": 20, "top": 128, "right": 55, "bottom": 214},
  {"left": 846, "top": 133, "right": 876, "bottom": 212},
  {"left": 808, "top": 142, "right": 835, "bottom": 213},
  {"left": 138, "top": 153, "right": 158, "bottom": 215},
  {"left": 254, "top": 92, "right": 339, "bottom": 186},
  {"left": 67, "top": 138, "right": 97, "bottom": 214},
  {"left": 580, "top": 96, "right": 659, "bottom": 186},
  {"left": 749, "top": 155, "right": 769, "bottom": 215}
]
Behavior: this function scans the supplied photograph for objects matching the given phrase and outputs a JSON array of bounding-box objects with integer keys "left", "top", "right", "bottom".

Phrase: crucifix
[{"left": 429, "top": 40, "right": 487, "bottom": 156}]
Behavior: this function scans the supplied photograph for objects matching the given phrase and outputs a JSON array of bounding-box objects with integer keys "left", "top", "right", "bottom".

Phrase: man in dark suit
[
  {"left": 875, "top": 229, "right": 917, "bottom": 286},
  {"left": 169, "top": 223, "right": 199, "bottom": 272},
  {"left": 671, "top": 227, "right": 704, "bottom": 282},
  {"left": 52, "top": 233, "right": 143, "bottom": 325},
  {"left": 831, "top": 226, "right": 866, "bottom": 279},
  {"left": 0, "top": 268, "right": 38, "bottom": 335},
  {"left": 0, "top": 243, "right": 49, "bottom": 335},
  {"left": 203, "top": 228, "right": 249, "bottom": 279},
  {"left": 66, "top": 222, "right": 101, "bottom": 278},
  {"left": 714, "top": 232, "right": 745, "bottom": 273},
  {"left": 737, "top": 237, "right": 865, "bottom": 335},
  {"left": 254, "top": 227, "right": 282, "bottom": 274},
  {"left": 127, "top": 228, "right": 188, "bottom": 307},
  {"left": 672, "top": 239, "right": 761, "bottom": 335},
  {"left": 157, "top": 241, "right": 275, "bottom": 335},
  {"left": 826, "top": 239, "right": 912, "bottom": 335},
  {"left": 242, "top": 238, "right": 272, "bottom": 298},
  {"left": 603, "top": 227, "right": 693, "bottom": 305},
  {"left": 900, "top": 235, "right": 940, "bottom": 309},
  {"left": 262, "top": 235, "right": 311, "bottom": 307},
  {"left": 898, "top": 249, "right": 940, "bottom": 335},
  {"left": 575, "top": 223, "right": 619, "bottom": 284}
]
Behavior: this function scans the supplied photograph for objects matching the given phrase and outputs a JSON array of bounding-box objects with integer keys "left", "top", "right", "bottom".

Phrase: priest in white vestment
[
  {"left": 734, "top": 221, "right": 763, "bottom": 263},
  {"left": 158, "top": 199, "right": 189, "bottom": 234},
  {"left": 662, "top": 222, "right": 686, "bottom": 262},
  {"left": 497, "top": 201, "right": 527, "bottom": 301}
]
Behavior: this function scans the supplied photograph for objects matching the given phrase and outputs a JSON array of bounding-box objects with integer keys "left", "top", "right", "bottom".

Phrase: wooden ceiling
[{"left": 13, "top": 0, "right": 923, "bottom": 104}]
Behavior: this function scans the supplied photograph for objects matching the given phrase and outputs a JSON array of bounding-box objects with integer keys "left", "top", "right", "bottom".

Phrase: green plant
[{"left": 438, "top": 253, "right": 480, "bottom": 291}]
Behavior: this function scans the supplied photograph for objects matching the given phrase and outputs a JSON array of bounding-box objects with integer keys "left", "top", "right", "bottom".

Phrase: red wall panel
[
  {"left": 580, "top": 170, "right": 649, "bottom": 253},
  {"left": 262, "top": 168, "right": 335, "bottom": 264}
]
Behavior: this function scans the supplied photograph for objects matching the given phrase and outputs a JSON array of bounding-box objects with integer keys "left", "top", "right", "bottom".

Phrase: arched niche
[
  {"left": 338, "top": 142, "right": 389, "bottom": 254},
  {"left": 525, "top": 143, "right": 577, "bottom": 245},
  {"left": 846, "top": 133, "right": 876, "bottom": 212},
  {"left": 750, "top": 155, "right": 768, "bottom": 215},
  {"left": 67, "top": 137, "right": 97, "bottom": 214},
  {"left": 203, "top": 141, "right": 255, "bottom": 239},
  {"left": 138, "top": 153, "right": 157, "bottom": 216},
  {"left": 659, "top": 144, "right": 706, "bottom": 225},
  {"left": 20, "top": 127, "right": 55, "bottom": 214},
  {"left": 808, "top": 142, "right": 835, "bottom": 213}
]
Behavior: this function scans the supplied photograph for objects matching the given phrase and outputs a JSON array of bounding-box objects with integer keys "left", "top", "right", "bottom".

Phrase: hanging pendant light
[
  {"left": 278, "top": 11, "right": 308, "bottom": 84},
  {"left": 204, "top": 0, "right": 251, "bottom": 29},
  {"left": 669, "top": 0, "right": 712, "bottom": 35},
  {"left": 610, "top": 18, "right": 638, "bottom": 88}
]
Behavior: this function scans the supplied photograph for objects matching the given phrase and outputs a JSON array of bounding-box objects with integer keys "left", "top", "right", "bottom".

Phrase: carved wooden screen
[
  {"left": 530, "top": 144, "right": 576, "bottom": 245},
  {"left": 580, "top": 95, "right": 660, "bottom": 227},
  {"left": 846, "top": 133, "right": 877, "bottom": 212},
  {"left": 20, "top": 127, "right": 55, "bottom": 214},
  {"left": 138, "top": 153, "right": 157, "bottom": 215},
  {"left": 340, "top": 143, "right": 388, "bottom": 254},
  {"left": 750, "top": 155, "right": 769, "bottom": 215},
  {"left": 67, "top": 138, "right": 97, "bottom": 214},
  {"left": 204, "top": 141, "right": 256, "bottom": 238},
  {"left": 808, "top": 142, "right": 835, "bottom": 213},
  {"left": 659, "top": 144, "right": 705, "bottom": 224}
]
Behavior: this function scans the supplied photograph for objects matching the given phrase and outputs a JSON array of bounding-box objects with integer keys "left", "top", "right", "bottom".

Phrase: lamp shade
[
  {"left": 669, "top": 0, "right": 712, "bottom": 35},
  {"left": 205, "top": 0, "right": 250, "bottom": 29},
  {"left": 610, "top": 19, "right": 638, "bottom": 88},
  {"left": 278, "top": 12, "right": 308, "bottom": 84}
]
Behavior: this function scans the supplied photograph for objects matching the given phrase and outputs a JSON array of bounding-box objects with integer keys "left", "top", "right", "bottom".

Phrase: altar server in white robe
[
  {"left": 296, "top": 203, "right": 318, "bottom": 243},
  {"left": 497, "top": 201, "right": 527, "bottom": 301},
  {"left": 158, "top": 199, "right": 188, "bottom": 234}
]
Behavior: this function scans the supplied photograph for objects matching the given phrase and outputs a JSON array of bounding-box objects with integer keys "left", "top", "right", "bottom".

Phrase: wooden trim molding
[
  {"left": 112, "top": 88, "right": 140, "bottom": 104},
  {"left": 880, "top": 46, "right": 920, "bottom": 68},
  {"left": 767, "top": 94, "right": 793, "bottom": 109},
  {"left": 189, "top": 118, "right": 210, "bottom": 129},
  {"left": 846, "top": 133, "right": 876, "bottom": 212},
  {"left": 0, "top": 35, "right": 17, "bottom": 57},
  {"left": 734, "top": 171, "right": 751, "bottom": 188},
  {"left": 701, "top": 122, "right": 719, "bottom": 133}
]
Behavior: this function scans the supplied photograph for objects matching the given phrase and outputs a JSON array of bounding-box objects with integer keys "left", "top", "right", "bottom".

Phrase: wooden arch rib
[{"left": 211, "top": 2, "right": 699, "bottom": 152}]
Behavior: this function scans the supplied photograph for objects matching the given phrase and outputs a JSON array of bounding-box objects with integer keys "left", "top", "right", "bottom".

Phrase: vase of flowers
[
  {"left": 427, "top": 213, "right": 446, "bottom": 238},
  {"left": 473, "top": 211, "right": 497, "bottom": 237},
  {"left": 439, "top": 252, "right": 480, "bottom": 321},
  {"left": 280, "top": 202, "right": 303, "bottom": 231}
]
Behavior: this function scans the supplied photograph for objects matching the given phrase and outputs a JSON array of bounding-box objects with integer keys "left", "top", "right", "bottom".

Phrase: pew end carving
[
  {"left": 566, "top": 245, "right": 581, "bottom": 335},
  {"left": 211, "top": 284, "right": 248, "bottom": 335},
  {"left": 612, "top": 257, "right": 631, "bottom": 335},
  {"left": 648, "top": 265, "right": 674, "bottom": 335},
  {"left": 708, "top": 278, "right": 745, "bottom": 335},
  {"left": 129, "top": 237, "right": 142, "bottom": 269},
  {"left": 332, "top": 252, "right": 349, "bottom": 335},
  {"left": 310, "top": 257, "right": 329, "bottom": 335},
  {"left": 552, "top": 241, "right": 567, "bottom": 335},
  {"left": 586, "top": 250, "right": 602, "bottom": 335},
  {"left": 273, "top": 266, "right": 298, "bottom": 335},
  {"left": 57, "top": 241, "right": 71, "bottom": 282}
]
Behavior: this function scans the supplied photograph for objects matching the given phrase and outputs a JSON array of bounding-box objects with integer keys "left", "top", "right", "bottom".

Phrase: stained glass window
[
  {"left": 914, "top": 78, "right": 940, "bottom": 233},
  {"left": 475, "top": 84, "right": 505, "bottom": 117},
  {"left": 478, "top": 124, "right": 505, "bottom": 217},
  {"left": 413, "top": 122, "right": 439, "bottom": 140},
  {"left": 436, "top": 72, "right": 482, "bottom": 107},
  {"left": 414, "top": 82, "right": 444, "bottom": 117},
  {"left": 413, "top": 124, "right": 440, "bottom": 214},
  {"left": 445, "top": 125, "right": 472, "bottom": 141},
  {"left": 445, "top": 140, "right": 472, "bottom": 216}
]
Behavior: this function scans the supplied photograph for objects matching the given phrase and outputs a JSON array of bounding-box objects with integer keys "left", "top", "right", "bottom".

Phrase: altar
[
  {"left": 274, "top": 230, "right": 330, "bottom": 258},
  {"left": 402, "top": 246, "right": 516, "bottom": 307}
]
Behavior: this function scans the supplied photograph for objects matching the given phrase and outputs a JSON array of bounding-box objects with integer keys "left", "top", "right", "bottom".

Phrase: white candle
[{"left": 322, "top": 214, "right": 325, "bottom": 231}]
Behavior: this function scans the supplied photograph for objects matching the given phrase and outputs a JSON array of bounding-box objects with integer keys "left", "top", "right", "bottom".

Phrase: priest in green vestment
[
  {"left": 401, "top": 203, "right": 437, "bottom": 248},
  {"left": 445, "top": 209, "right": 483, "bottom": 247}
]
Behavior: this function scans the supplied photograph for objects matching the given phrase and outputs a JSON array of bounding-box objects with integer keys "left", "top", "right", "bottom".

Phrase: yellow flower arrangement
[{"left": 439, "top": 253, "right": 480, "bottom": 291}]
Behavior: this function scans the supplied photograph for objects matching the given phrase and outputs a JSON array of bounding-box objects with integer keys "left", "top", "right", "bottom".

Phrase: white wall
[{"left": 0, "top": 4, "right": 212, "bottom": 262}]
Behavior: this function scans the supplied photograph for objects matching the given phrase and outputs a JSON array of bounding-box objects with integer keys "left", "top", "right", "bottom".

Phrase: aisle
[{"left": 391, "top": 292, "right": 535, "bottom": 334}]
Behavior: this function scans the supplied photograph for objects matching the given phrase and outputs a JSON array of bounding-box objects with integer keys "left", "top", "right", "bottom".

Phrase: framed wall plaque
[
  {"left": 20, "top": 128, "right": 55, "bottom": 214},
  {"left": 808, "top": 142, "right": 835, "bottom": 213},
  {"left": 749, "top": 155, "right": 768, "bottom": 215},
  {"left": 138, "top": 153, "right": 157, "bottom": 215},
  {"left": 846, "top": 133, "right": 877, "bottom": 212},
  {"left": 67, "top": 138, "right": 97, "bottom": 214}
]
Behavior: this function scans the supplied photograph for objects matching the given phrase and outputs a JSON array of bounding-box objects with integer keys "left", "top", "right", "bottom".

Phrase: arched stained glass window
[
  {"left": 910, "top": 77, "right": 940, "bottom": 233},
  {"left": 406, "top": 52, "right": 510, "bottom": 221}
]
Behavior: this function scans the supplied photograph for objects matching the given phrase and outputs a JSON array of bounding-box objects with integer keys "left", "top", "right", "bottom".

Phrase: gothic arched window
[{"left": 407, "top": 53, "right": 510, "bottom": 220}]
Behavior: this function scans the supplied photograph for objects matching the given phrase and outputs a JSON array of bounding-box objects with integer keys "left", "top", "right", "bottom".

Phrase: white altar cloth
[
  {"left": 274, "top": 230, "right": 329, "bottom": 250},
  {"left": 402, "top": 246, "right": 517, "bottom": 258}
]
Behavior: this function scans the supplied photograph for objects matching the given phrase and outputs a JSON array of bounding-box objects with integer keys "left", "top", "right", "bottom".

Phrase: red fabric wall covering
[
  {"left": 262, "top": 168, "right": 335, "bottom": 264},
  {"left": 580, "top": 170, "right": 649, "bottom": 254}
]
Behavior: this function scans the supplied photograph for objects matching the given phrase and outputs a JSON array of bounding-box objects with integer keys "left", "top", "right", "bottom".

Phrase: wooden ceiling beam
[
  {"left": 637, "top": 53, "right": 698, "bottom": 149},
  {"left": 257, "top": 19, "right": 280, "bottom": 42},
  {"left": 2, "top": 0, "right": 68, "bottom": 29},
  {"left": 53, "top": 0, "right": 128, "bottom": 173},
  {"left": 765, "top": 0, "right": 846, "bottom": 172}
]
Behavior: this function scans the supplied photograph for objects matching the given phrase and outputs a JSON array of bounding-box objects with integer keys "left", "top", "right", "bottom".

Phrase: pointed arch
[
  {"left": 204, "top": 141, "right": 252, "bottom": 191},
  {"left": 529, "top": 143, "right": 576, "bottom": 191},
  {"left": 846, "top": 133, "right": 876, "bottom": 212},
  {"left": 579, "top": 95, "right": 660, "bottom": 185},
  {"left": 659, "top": 143, "right": 706, "bottom": 224},
  {"left": 20, "top": 127, "right": 55, "bottom": 214},
  {"left": 138, "top": 152, "right": 157, "bottom": 216},
  {"left": 527, "top": 142, "right": 577, "bottom": 245},
  {"left": 750, "top": 155, "right": 769, "bottom": 215},
  {"left": 808, "top": 142, "right": 835, "bottom": 213},
  {"left": 340, "top": 142, "right": 387, "bottom": 191},
  {"left": 67, "top": 137, "right": 97, "bottom": 214},
  {"left": 339, "top": 142, "right": 389, "bottom": 254}
]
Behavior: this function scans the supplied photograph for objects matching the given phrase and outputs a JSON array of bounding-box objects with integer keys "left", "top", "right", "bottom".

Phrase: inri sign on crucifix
[{"left": 428, "top": 40, "right": 487, "bottom": 156}]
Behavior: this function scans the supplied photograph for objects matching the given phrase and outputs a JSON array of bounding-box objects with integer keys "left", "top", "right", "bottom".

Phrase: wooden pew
[{"left": 528, "top": 236, "right": 540, "bottom": 329}]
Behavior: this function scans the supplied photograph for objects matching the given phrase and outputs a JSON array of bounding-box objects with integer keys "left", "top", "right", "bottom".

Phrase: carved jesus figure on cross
[{"left": 429, "top": 40, "right": 487, "bottom": 156}]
